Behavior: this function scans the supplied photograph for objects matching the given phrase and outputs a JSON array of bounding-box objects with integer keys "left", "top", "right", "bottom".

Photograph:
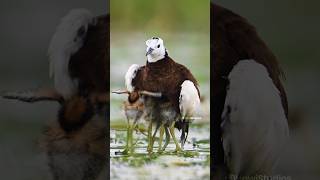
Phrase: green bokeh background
[
  {"left": 110, "top": 0, "right": 210, "bottom": 122},
  {"left": 111, "top": 0, "right": 209, "bottom": 33}
]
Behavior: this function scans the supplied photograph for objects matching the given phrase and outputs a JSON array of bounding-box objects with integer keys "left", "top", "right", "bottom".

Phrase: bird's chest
[{"left": 141, "top": 70, "right": 171, "bottom": 91}]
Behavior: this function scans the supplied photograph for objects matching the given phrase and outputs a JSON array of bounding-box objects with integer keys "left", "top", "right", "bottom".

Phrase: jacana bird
[
  {"left": 211, "top": 3, "right": 289, "bottom": 178},
  {"left": 124, "top": 37, "right": 201, "bottom": 153},
  {"left": 2, "top": 9, "right": 109, "bottom": 180}
]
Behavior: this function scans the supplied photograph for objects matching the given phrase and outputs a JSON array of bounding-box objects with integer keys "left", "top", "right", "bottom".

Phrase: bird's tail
[{"left": 48, "top": 9, "right": 96, "bottom": 99}]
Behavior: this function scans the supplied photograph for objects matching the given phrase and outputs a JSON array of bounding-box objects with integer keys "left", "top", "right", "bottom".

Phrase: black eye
[
  {"left": 157, "top": 44, "right": 160, "bottom": 48},
  {"left": 77, "top": 26, "right": 86, "bottom": 37}
]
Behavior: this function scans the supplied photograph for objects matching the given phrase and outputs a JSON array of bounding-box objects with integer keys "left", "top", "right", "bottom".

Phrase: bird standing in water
[{"left": 124, "top": 37, "right": 201, "bottom": 153}]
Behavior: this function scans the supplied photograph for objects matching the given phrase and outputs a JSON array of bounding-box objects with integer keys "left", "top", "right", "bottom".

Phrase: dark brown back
[
  {"left": 69, "top": 14, "right": 109, "bottom": 96},
  {"left": 212, "top": 4, "right": 288, "bottom": 116}
]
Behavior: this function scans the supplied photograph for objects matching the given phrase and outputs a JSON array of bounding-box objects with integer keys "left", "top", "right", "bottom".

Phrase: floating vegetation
[{"left": 110, "top": 122, "right": 210, "bottom": 179}]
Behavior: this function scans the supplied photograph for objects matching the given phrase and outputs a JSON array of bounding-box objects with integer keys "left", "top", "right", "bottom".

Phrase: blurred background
[
  {"left": 110, "top": 0, "right": 210, "bottom": 121},
  {"left": 0, "top": 0, "right": 107, "bottom": 179},
  {"left": 110, "top": 0, "right": 210, "bottom": 179},
  {"left": 215, "top": 0, "right": 320, "bottom": 179}
]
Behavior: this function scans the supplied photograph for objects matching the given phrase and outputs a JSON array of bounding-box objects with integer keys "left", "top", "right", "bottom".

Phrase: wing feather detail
[
  {"left": 179, "top": 80, "right": 201, "bottom": 121},
  {"left": 125, "top": 64, "right": 141, "bottom": 92},
  {"left": 48, "top": 9, "right": 95, "bottom": 98}
]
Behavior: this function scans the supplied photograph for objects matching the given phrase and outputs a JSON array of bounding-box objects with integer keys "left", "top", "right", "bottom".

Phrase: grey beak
[{"left": 146, "top": 48, "right": 154, "bottom": 56}]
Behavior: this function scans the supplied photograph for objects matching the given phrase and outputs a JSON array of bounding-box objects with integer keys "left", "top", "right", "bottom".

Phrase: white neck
[{"left": 147, "top": 54, "right": 165, "bottom": 63}]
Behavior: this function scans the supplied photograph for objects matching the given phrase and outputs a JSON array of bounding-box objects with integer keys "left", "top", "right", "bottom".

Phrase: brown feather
[
  {"left": 39, "top": 118, "right": 107, "bottom": 179},
  {"left": 212, "top": 4, "right": 288, "bottom": 117},
  {"left": 69, "top": 14, "right": 109, "bottom": 96},
  {"left": 132, "top": 56, "right": 199, "bottom": 113},
  {"left": 211, "top": 3, "right": 288, "bottom": 169}
]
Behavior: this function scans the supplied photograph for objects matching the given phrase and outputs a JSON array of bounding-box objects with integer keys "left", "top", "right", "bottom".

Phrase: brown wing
[
  {"left": 174, "top": 61, "right": 200, "bottom": 96},
  {"left": 69, "top": 14, "right": 109, "bottom": 96},
  {"left": 132, "top": 57, "right": 199, "bottom": 112},
  {"left": 212, "top": 4, "right": 287, "bottom": 117},
  {"left": 211, "top": 3, "right": 288, "bottom": 170}
]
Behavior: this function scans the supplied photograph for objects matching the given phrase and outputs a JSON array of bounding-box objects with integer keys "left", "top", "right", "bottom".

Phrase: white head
[{"left": 145, "top": 37, "right": 167, "bottom": 63}]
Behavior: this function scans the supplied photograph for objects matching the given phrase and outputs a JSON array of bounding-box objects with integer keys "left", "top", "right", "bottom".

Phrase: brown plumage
[
  {"left": 131, "top": 56, "right": 200, "bottom": 113},
  {"left": 211, "top": 3, "right": 288, "bottom": 175},
  {"left": 45, "top": 12, "right": 109, "bottom": 179},
  {"left": 126, "top": 52, "right": 200, "bottom": 151},
  {"left": 69, "top": 14, "right": 109, "bottom": 96},
  {"left": 40, "top": 108, "right": 107, "bottom": 180},
  {"left": 59, "top": 13, "right": 109, "bottom": 132}
]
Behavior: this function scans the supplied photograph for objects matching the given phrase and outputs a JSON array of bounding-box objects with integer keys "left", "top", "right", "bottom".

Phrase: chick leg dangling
[
  {"left": 158, "top": 125, "right": 165, "bottom": 152},
  {"left": 161, "top": 126, "right": 171, "bottom": 152},
  {"left": 147, "top": 120, "right": 153, "bottom": 153},
  {"left": 169, "top": 122, "right": 182, "bottom": 153}
]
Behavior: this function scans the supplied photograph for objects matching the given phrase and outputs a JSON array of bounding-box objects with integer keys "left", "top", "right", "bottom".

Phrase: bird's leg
[
  {"left": 150, "top": 122, "right": 161, "bottom": 153},
  {"left": 161, "top": 126, "right": 171, "bottom": 151},
  {"left": 122, "top": 118, "right": 131, "bottom": 155},
  {"left": 158, "top": 125, "right": 165, "bottom": 152},
  {"left": 133, "top": 111, "right": 143, "bottom": 133},
  {"left": 126, "top": 122, "right": 134, "bottom": 155},
  {"left": 123, "top": 125, "right": 129, "bottom": 154},
  {"left": 169, "top": 123, "right": 182, "bottom": 153},
  {"left": 129, "top": 117, "right": 141, "bottom": 154},
  {"left": 129, "top": 124, "right": 134, "bottom": 154},
  {"left": 147, "top": 120, "right": 153, "bottom": 153},
  {"left": 122, "top": 115, "right": 138, "bottom": 155}
]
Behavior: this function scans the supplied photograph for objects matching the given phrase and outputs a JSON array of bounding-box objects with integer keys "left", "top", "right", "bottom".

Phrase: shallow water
[{"left": 110, "top": 124, "right": 210, "bottom": 180}]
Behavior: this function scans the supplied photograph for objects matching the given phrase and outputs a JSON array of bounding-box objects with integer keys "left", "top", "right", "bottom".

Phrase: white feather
[
  {"left": 146, "top": 37, "right": 166, "bottom": 63},
  {"left": 125, "top": 64, "right": 141, "bottom": 92},
  {"left": 48, "top": 9, "right": 95, "bottom": 98},
  {"left": 179, "top": 80, "right": 201, "bottom": 121},
  {"left": 221, "top": 60, "right": 289, "bottom": 175}
]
